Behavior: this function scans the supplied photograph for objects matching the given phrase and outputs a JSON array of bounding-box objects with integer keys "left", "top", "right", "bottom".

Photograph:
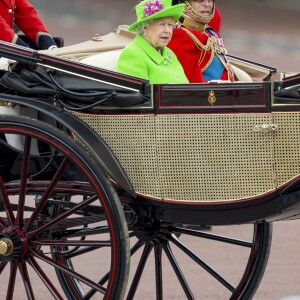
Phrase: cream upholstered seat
[
  {"left": 231, "top": 64, "right": 253, "bottom": 82},
  {"left": 80, "top": 49, "right": 122, "bottom": 71}
]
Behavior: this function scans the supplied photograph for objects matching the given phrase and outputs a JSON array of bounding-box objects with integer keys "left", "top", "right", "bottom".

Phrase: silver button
[{"left": 163, "top": 61, "right": 167, "bottom": 66}]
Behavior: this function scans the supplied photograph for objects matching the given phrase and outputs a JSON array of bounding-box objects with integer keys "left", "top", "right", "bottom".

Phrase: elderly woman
[{"left": 117, "top": 0, "right": 188, "bottom": 84}]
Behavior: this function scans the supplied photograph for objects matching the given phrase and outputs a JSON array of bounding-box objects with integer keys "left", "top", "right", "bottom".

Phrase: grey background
[{"left": 30, "top": 0, "right": 300, "bottom": 72}]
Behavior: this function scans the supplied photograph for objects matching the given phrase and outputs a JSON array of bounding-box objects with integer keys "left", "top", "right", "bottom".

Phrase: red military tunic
[
  {"left": 0, "top": 0, "right": 51, "bottom": 45},
  {"left": 168, "top": 25, "right": 234, "bottom": 83},
  {"left": 208, "top": 5, "right": 222, "bottom": 35}
]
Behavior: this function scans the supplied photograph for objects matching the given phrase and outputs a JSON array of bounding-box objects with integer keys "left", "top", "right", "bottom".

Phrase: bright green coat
[{"left": 117, "top": 35, "right": 188, "bottom": 84}]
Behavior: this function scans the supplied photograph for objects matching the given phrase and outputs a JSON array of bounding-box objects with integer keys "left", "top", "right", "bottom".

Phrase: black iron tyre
[{"left": 0, "top": 115, "right": 129, "bottom": 300}]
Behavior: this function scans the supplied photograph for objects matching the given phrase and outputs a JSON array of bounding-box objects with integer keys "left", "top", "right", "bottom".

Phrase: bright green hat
[{"left": 128, "top": 0, "right": 185, "bottom": 32}]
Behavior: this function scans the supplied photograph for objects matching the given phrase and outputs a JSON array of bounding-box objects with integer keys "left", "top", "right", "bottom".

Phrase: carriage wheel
[
  {"left": 0, "top": 115, "right": 129, "bottom": 300},
  {"left": 126, "top": 218, "right": 272, "bottom": 299}
]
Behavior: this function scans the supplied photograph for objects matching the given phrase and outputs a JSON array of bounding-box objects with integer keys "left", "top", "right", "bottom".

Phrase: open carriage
[{"left": 0, "top": 26, "right": 300, "bottom": 299}]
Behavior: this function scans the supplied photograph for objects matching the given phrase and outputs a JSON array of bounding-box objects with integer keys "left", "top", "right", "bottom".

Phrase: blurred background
[{"left": 31, "top": 0, "right": 300, "bottom": 72}]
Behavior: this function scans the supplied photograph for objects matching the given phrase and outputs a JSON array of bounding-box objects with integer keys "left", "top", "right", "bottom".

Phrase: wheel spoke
[
  {"left": 154, "top": 244, "right": 163, "bottom": 300},
  {"left": 162, "top": 240, "right": 194, "bottom": 300},
  {"left": 83, "top": 290, "right": 97, "bottom": 300},
  {"left": 0, "top": 176, "right": 15, "bottom": 224},
  {"left": 32, "top": 239, "right": 111, "bottom": 247},
  {"left": 18, "top": 261, "right": 35, "bottom": 300},
  {"left": 16, "top": 136, "right": 31, "bottom": 227},
  {"left": 84, "top": 269, "right": 112, "bottom": 299},
  {"left": 62, "top": 246, "right": 101, "bottom": 259},
  {"left": 27, "top": 194, "right": 98, "bottom": 239},
  {"left": 126, "top": 243, "right": 153, "bottom": 300},
  {"left": 25, "top": 157, "right": 70, "bottom": 231},
  {"left": 0, "top": 262, "right": 8, "bottom": 275},
  {"left": 50, "top": 218, "right": 107, "bottom": 237},
  {"left": 28, "top": 257, "right": 64, "bottom": 300},
  {"left": 173, "top": 226, "right": 253, "bottom": 248},
  {"left": 47, "top": 199, "right": 105, "bottom": 216},
  {"left": 170, "top": 233, "right": 235, "bottom": 292},
  {"left": 130, "top": 239, "right": 145, "bottom": 255},
  {"left": 32, "top": 249, "right": 107, "bottom": 294},
  {"left": 58, "top": 226, "right": 110, "bottom": 239},
  {"left": 82, "top": 231, "right": 128, "bottom": 298},
  {"left": 7, "top": 262, "right": 17, "bottom": 300}
]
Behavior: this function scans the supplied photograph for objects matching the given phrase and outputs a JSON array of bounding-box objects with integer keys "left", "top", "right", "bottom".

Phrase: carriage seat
[
  {"left": 80, "top": 50, "right": 253, "bottom": 82},
  {"left": 39, "top": 25, "right": 263, "bottom": 82},
  {"left": 231, "top": 64, "right": 253, "bottom": 82},
  {"left": 80, "top": 49, "right": 122, "bottom": 72}
]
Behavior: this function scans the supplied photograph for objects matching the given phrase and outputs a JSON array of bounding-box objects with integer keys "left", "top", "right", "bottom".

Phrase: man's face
[{"left": 185, "top": 0, "right": 214, "bottom": 23}]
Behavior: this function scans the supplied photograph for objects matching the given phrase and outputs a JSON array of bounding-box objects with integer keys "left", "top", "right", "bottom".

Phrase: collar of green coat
[{"left": 134, "top": 34, "right": 173, "bottom": 65}]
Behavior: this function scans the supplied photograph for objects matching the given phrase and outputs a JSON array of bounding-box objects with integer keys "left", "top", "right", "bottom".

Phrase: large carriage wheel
[
  {"left": 126, "top": 216, "right": 272, "bottom": 299},
  {"left": 0, "top": 115, "right": 129, "bottom": 299}
]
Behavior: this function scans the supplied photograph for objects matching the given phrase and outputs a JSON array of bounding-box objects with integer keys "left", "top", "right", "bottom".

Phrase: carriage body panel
[
  {"left": 0, "top": 32, "right": 300, "bottom": 219},
  {"left": 70, "top": 82, "right": 300, "bottom": 209}
]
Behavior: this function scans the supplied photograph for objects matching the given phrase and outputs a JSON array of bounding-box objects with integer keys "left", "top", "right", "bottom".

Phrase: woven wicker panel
[
  {"left": 273, "top": 112, "right": 300, "bottom": 187},
  {"left": 72, "top": 113, "right": 161, "bottom": 198},
  {"left": 156, "top": 114, "right": 276, "bottom": 202},
  {"left": 72, "top": 112, "right": 276, "bottom": 203}
]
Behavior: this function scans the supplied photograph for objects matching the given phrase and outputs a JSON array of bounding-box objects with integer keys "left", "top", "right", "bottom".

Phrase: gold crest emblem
[{"left": 208, "top": 90, "right": 216, "bottom": 105}]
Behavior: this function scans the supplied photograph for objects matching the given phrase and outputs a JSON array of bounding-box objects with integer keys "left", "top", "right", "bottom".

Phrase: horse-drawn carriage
[{"left": 0, "top": 26, "right": 299, "bottom": 299}]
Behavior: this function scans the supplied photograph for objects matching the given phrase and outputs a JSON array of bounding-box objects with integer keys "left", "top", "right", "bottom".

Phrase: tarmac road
[{"left": 4, "top": 220, "right": 300, "bottom": 299}]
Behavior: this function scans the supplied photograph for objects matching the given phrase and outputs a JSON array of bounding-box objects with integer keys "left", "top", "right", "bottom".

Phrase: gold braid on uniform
[
  {"left": 181, "top": 28, "right": 235, "bottom": 80},
  {"left": 181, "top": 28, "right": 214, "bottom": 71},
  {"left": 178, "top": 14, "right": 207, "bottom": 32}
]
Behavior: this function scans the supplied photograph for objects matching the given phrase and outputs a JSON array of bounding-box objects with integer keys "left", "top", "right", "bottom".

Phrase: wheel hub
[
  {"left": 0, "top": 228, "right": 28, "bottom": 261},
  {"left": 134, "top": 219, "right": 171, "bottom": 242},
  {"left": 0, "top": 237, "right": 13, "bottom": 256}
]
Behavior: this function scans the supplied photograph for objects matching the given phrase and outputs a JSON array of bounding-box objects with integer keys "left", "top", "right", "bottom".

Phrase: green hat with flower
[{"left": 128, "top": 0, "right": 185, "bottom": 32}]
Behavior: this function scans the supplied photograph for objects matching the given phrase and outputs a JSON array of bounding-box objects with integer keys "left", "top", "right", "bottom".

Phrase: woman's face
[
  {"left": 143, "top": 17, "right": 175, "bottom": 51},
  {"left": 185, "top": 0, "right": 214, "bottom": 23}
]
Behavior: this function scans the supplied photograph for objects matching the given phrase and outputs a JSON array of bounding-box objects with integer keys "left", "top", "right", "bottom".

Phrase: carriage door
[
  {"left": 155, "top": 84, "right": 277, "bottom": 204},
  {"left": 272, "top": 112, "right": 300, "bottom": 192}
]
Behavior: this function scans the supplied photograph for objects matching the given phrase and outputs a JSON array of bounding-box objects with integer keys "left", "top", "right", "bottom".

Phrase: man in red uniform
[
  {"left": 0, "top": 0, "right": 57, "bottom": 49},
  {"left": 169, "top": 0, "right": 233, "bottom": 83},
  {"left": 208, "top": 4, "right": 221, "bottom": 35}
]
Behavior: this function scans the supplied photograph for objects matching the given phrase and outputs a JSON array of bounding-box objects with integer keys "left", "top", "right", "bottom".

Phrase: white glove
[{"left": 48, "top": 45, "right": 58, "bottom": 50}]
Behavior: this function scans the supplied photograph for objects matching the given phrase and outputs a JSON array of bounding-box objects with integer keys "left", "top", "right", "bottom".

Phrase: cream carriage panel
[
  {"left": 155, "top": 114, "right": 276, "bottom": 202},
  {"left": 71, "top": 113, "right": 162, "bottom": 199},
  {"left": 273, "top": 112, "right": 300, "bottom": 187},
  {"left": 72, "top": 112, "right": 277, "bottom": 203}
]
